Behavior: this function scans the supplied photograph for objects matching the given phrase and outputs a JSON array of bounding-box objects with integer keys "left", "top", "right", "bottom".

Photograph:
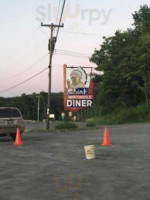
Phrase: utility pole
[
  {"left": 41, "top": 22, "right": 64, "bottom": 129},
  {"left": 36, "top": 95, "right": 41, "bottom": 123}
]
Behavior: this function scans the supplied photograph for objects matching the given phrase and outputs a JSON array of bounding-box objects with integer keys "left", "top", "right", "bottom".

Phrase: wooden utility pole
[
  {"left": 41, "top": 22, "right": 64, "bottom": 129},
  {"left": 36, "top": 95, "right": 41, "bottom": 122}
]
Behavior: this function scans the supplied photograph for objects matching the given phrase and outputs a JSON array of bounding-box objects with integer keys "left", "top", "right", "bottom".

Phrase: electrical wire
[
  {"left": 40, "top": 27, "right": 49, "bottom": 38},
  {"left": 55, "top": 49, "right": 91, "bottom": 56},
  {"left": 23, "top": 26, "right": 41, "bottom": 44},
  {"left": 0, "top": 54, "right": 48, "bottom": 81},
  {"left": 15, "top": 26, "right": 41, "bottom": 51},
  {"left": 56, "top": 0, "right": 66, "bottom": 39},
  {"left": 60, "top": 30, "right": 101, "bottom": 36},
  {"left": 4, "top": 26, "right": 41, "bottom": 71},
  {"left": 54, "top": 49, "right": 91, "bottom": 59},
  {"left": 54, "top": 52, "right": 89, "bottom": 59},
  {"left": 0, "top": 68, "right": 48, "bottom": 93},
  {"left": 55, "top": 0, "right": 62, "bottom": 24}
]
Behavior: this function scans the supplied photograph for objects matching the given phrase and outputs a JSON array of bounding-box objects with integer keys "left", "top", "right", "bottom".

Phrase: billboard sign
[{"left": 63, "top": 64, "right": 94, "bottom": 112}]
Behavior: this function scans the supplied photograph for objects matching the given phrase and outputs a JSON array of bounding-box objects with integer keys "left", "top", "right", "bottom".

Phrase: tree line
[
  {"left": 90, "top": 5, "right": 150, "bottom": 118},
  {"left": 0, "top": 92, "right": 63, "bottom": 120}
]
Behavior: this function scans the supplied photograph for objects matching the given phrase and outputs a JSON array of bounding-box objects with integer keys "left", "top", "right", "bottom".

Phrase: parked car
[{"left": 0, "top": 107, "right": 25, "bottom": 141}]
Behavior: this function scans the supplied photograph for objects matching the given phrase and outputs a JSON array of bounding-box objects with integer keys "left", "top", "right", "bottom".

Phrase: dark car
[{"left": 0, "top": 107, "right": 25, "bottom": 141}]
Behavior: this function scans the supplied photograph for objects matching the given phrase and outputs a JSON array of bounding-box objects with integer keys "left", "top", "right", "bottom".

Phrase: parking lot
[{"left": 0, "top": 123, "right": 150, "bottom": 200}]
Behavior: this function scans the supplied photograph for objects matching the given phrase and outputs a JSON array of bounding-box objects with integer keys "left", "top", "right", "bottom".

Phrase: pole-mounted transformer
[{"left": 48, "top": 37, "right": 57, "bottom": 52}]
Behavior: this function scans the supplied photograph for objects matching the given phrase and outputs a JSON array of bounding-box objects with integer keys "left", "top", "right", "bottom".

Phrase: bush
[
  {"left": 87, "top": 104, "right": 150, "bottom": 125},
  {"left": 55, "top": 122, "right": 77, "bottom": 130},
  {"left": 86, "top": 119, "right": 96, "bottom": 127}
]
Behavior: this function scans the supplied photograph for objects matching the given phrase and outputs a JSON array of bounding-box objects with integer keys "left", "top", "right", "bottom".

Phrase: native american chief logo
[{"left": 67, "top": 67, "right": 87, "bottom": 90}]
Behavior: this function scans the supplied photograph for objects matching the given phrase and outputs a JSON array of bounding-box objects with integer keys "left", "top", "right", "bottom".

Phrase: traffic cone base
[
  {"left": 101, "top": 127, "right": 111, "bottom": 146},
  {"left": 14, "top": 128, "right": 23, "bottom": 146}
]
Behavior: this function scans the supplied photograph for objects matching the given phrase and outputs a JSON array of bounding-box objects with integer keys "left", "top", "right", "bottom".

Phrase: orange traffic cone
[
  {"left": 101, "top": 127, "right": 111, "bottom": 146},
  {"left": 14, "top": 128, "right": 23, "bottom": 146}
]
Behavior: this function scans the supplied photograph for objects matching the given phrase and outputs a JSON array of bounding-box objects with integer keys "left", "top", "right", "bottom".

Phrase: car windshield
[{"left": 0, "top": 108, "right": 21, "bottom": 118}]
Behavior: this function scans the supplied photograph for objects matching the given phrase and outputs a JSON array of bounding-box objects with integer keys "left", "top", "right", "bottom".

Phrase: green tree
[
  {"left": 0, "top": 92, "right": 64, "bottom": 120},
  {"left": 133, "top": 5, "right": 150, "bottom": 105},
  {"left": 90, "top": 5, "right": 150, "bottom": 113}
]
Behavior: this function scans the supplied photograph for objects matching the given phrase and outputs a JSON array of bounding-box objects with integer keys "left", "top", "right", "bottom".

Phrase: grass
[
  {"left": 55, "top": 122, "right": 77, "bottom": 130},
  {"left": 87, "top": 104, "right": 150, "bottom": 125},
  {"left": 86, "top": 119, "right": 96, "bottom": 127}
]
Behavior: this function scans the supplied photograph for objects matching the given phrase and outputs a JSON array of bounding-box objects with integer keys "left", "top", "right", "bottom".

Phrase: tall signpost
[{"left": 36, "top": 95, "right": 41, "bottom": 122}]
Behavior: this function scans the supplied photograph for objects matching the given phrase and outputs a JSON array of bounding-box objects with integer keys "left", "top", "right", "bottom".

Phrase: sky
[{"left": 0, "top": 0, "right": 150, "bottom": 97}]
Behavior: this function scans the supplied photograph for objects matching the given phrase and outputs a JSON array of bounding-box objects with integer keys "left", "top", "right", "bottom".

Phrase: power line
[
  {"left": 0, "top": 54, "right": 48, "bottom": 81},
  {"left": 23, "top": 26, "right": 41, "bottom": 44},
  {"left": 3, "top": 26, "right": 41, "bottom": 72},
  {"left": 40, "top": 27, "right": 49, "bottom": 38},
  {"left": 60, "top": 30, "right": 101, "bottom": 36},
  {"left": 2, "top": 27, "right": 47, "bottom": 77},
  {"left": 0, "top": 67, "right": 48, "bottom": 93},
  {"left": 54, "top": 52, "right": 89, "bottom": 59},
  {"left": 56, "top": 0, "right": 62, "bottom": 24},
  {"left": 14, "top": 26, "right": 41, "bottom": 51},
  {"left": 55, "top": 49, "right": 91, "bottom": 56},
  {"left": 56, "top": 0, "right": 66, "bottom": 39},
  {"left": 54, "top": 49, "right": 91, "bottom": 59}
]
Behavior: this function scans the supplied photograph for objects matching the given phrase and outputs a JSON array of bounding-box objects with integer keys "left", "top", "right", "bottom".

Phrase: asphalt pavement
[{"left": 0, "top": 123, "right": 150, "bottom": 200}]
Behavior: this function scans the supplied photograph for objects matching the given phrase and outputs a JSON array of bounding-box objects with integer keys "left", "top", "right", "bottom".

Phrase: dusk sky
[{"left": 0, "top": 0, "right": 150, "bottom": 97}]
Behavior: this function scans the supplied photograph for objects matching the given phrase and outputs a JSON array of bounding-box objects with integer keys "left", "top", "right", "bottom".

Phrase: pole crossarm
[{"left": 41, "top": 22, "right": 64, "bottom": 28}]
